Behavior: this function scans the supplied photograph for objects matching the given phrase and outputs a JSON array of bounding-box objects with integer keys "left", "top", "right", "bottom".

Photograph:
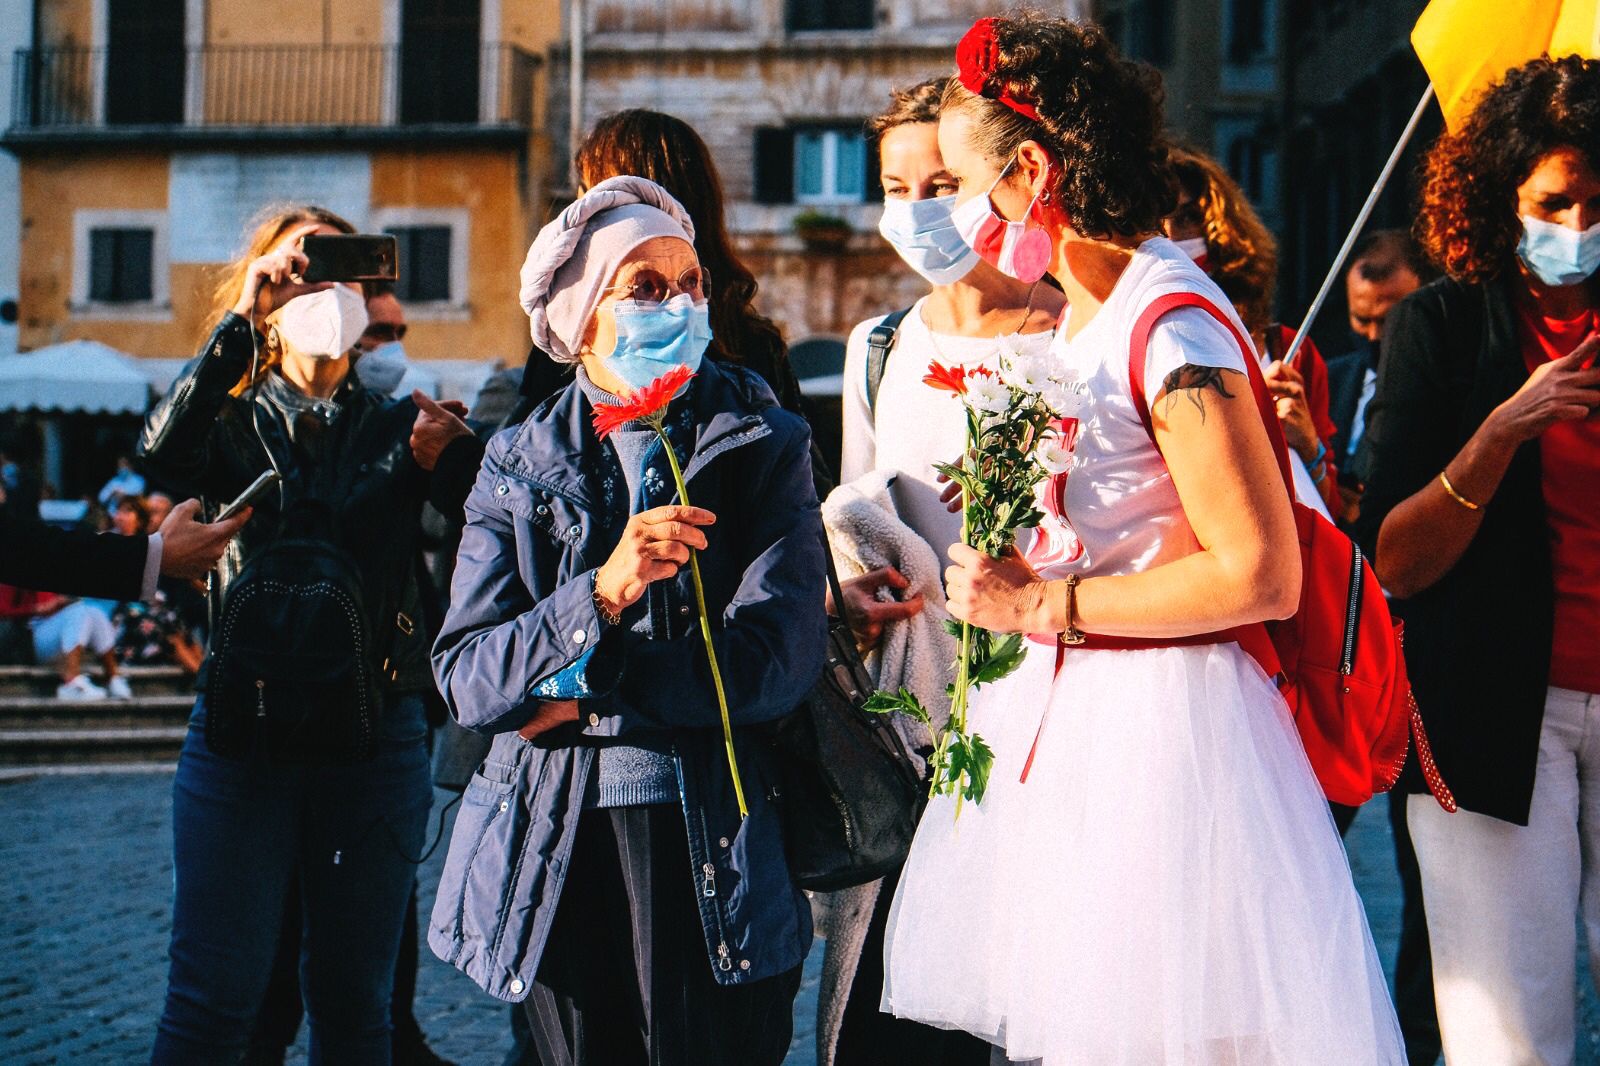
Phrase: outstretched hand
[
  {"left": 158, "top": 498, "right": 251, "bottom": 579},
  {"left": 410, "top": 390, "right": 473, "bottom": 471}
]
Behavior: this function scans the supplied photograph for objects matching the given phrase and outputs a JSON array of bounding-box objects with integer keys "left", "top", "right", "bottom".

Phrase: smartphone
[
  {"left": 216, "top": 471, "right": 280, "bottom": 522},
  {"left": 300, "top": 234, "right": 399, "bottom": 283}
]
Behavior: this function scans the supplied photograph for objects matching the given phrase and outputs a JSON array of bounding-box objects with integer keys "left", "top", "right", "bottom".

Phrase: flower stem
[{"left": 655, "top": 424, "right": 749, "bottom": 818}]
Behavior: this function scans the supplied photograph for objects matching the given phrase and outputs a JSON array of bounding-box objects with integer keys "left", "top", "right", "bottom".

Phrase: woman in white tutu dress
[{"left": 880, "top": 15, "right": 1404, "bottom": 1066}]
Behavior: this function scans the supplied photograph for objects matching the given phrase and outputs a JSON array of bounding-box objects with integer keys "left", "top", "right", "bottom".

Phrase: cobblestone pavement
[{"left": 1, "top": 770, "right": 1594, "bottom": 1065}]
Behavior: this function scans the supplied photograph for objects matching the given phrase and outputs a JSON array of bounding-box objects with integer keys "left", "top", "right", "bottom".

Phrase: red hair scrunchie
[{"left": 956, "top": 17, "right": 1041, "bottom": 123}]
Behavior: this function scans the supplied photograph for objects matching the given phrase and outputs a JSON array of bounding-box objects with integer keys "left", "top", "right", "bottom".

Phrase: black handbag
[{"left": 770, "top": 554, "right": 927, "bottom": 892}]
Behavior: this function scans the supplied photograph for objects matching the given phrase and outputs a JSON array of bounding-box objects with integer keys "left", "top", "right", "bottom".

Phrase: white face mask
[
  {"left": 878, "top": 195, "right": 981, "bottom": 285},
  {"left": 273, "top": 286, "right": 369, "bottom": 361},
  {"left": 1517, "top": 215, "right": 1600, "bottom": 288},
  {"left": 354, "top": 340, "right": 409, "bottom": 395}
]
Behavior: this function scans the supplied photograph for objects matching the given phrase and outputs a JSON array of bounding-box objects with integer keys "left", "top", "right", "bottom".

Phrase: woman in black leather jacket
[{"left": 140, "top": 206, "right": 435, "bottom": 1065}]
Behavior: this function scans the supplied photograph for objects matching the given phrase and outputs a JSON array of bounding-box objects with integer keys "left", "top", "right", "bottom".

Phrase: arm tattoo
[{"left": 1158, "top": 364, "right": 1237, "bottom": 422}]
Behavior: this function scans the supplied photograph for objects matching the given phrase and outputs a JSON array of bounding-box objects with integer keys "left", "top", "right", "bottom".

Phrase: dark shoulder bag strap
[{"left": 865, "top": 306, "right": 914, "bottom": 414}]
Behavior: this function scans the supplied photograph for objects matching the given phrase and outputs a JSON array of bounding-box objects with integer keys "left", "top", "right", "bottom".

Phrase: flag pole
[{"left": 1284, "top": 83, "right": 1437, "bottom": 367}]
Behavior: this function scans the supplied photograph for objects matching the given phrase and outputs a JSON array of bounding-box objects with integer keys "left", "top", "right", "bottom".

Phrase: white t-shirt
[
  {"left": 1020, "top": 238, "right": 1258, "bottom": 581},
  {"left": 841, "top": 298, "right": 1057, "bottom": 557}
]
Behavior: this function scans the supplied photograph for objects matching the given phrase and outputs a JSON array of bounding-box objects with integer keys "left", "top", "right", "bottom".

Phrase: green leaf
[
  {"left": 942, "top": 617, "right": 964, "bottom": 639},
  {"left": 862, "top": 687, "right": 931, "bottom": 723},
  {"left": 971, "top": 632, "right": 1026, "bottom": 688},
  {"left": 955, "top": 732, "right": 995, "bottom": 804}
]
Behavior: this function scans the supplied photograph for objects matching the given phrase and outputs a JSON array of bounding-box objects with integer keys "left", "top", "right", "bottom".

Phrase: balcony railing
[{"left": 9, "top": 43, "right": 539, "bottom": 134}]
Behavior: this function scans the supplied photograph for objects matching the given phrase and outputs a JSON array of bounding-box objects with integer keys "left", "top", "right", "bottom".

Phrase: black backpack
[{"left": 204, "top": 529, "right": 384, "bottom": 764}]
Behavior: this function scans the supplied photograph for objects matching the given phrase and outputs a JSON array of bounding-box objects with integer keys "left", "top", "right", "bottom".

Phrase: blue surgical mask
[
  {"left": 354, "top": 340, "right": 409, "bottom": 396},
  {"left": 607, "top": 293, "right": 713, "bottom": 393},
  {"left": 1517, "top": 215, "right": 1600, "bottom": 287},
  {"left": 878, "top": 195, "right": 981, "bottom": 285}
]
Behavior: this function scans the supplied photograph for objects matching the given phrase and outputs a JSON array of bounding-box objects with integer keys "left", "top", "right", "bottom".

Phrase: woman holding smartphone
[{"left": 140, "top": 206, "right": 435, "bottom": 1065}]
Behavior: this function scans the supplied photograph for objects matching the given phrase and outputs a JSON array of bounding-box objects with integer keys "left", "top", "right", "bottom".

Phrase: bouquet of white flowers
[{"left": 867, "top": 338, "right": 1075, "bottom": 811}]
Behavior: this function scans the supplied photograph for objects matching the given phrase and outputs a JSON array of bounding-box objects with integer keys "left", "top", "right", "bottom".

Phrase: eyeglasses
[
  {"left": 601, "top": 266, "right": 710, "bottom": 305},
  {"left": 362, "top": 322, "right": 407, "bottom": 343}
]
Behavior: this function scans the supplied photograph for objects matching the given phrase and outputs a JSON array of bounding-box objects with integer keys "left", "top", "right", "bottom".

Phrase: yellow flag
[{"left": 1412, "top": 0, "right": 1600, "bottom": 129}]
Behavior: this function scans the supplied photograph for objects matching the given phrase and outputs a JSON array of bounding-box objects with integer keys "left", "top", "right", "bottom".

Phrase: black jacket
[
  {"left": 1353, "top": 276, "right": 1552, "bottom": 825},
  {"left": 0, "top": 504, "right": 148, "bottom": 600},
  {"left": 139, "top": 313, "right": 434, "bottom": 693}
]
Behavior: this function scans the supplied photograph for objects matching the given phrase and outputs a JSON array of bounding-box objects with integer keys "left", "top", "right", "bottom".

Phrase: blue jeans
[{"left": 151, "top": 697, "right": 431, "bottom": 1066}]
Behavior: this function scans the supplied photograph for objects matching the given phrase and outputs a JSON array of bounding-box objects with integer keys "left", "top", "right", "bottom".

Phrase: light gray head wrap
[{"left": 518, "top": 175, "right": 697, "bottom": 363}]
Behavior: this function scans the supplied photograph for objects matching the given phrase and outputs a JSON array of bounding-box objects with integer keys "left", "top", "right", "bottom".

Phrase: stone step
[
  {"left": 0, "top": 665, "right": 192, "bottom": 697},
  {"left": 0, "top": 695, "right": 193, "bottom": 731},
  {"left": 0, "top": 726, "right": 188, "bottom": 766}
]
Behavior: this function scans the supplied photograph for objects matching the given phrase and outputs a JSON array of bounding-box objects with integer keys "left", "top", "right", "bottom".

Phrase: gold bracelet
[
  {"left": 1438, "top": 471, "right": 1481, "bottom": 512},
  {"left": 1058, "top": 574, "right": 1086, "bottom": 647}
]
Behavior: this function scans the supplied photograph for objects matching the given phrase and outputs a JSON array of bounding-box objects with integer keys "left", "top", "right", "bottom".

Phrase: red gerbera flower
[
  {"left": 591, "top": 365, "right": 697, "bottom": 440},
  {"left": 924, "top": 361, "right": 968, "bottom": 395}
]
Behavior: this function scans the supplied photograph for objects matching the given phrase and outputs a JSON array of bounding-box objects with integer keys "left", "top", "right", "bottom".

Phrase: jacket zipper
[
  {"left": 255, "top": 679, "right": 266, "bottom": 717},
  {"left": 1341, "top": 547, "right": 1364, "bottom": 676}
]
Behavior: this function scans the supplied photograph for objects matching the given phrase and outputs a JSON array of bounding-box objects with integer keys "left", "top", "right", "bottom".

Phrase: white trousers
[
  {"left": 1409, "top": 687, "right": 1600, "bottom": 1066},
  {"left": 29, "top": 601, "right": 115, "bottom": 663}
]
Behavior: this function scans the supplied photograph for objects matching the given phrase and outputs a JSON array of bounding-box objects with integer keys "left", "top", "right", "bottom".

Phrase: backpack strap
[
  {"left": 865, "top": 306, "right": 914, "bottom": 414},
  {"left": 1127, "top": 292, "right": 1294, "bottom": 503}
]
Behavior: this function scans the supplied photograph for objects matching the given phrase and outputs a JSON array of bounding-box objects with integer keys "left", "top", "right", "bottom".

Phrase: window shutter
[
  {"left": 89, "top": 228, "right": 153, "bottom": 303},
  {"left": 386, "top": 226, "right": 452, "bottom": 303},
  {"left": 753, "top": 128, "right": 794, "bottom": 205}
]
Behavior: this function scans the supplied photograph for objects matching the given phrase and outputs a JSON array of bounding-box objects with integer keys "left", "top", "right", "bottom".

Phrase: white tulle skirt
[{"left": 881, "top": 641, "right": 1404, "bottom": 1065}]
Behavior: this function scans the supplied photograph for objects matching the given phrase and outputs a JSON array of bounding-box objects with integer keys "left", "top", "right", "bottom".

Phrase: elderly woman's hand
[
  {"left": 518, "top": 700, "right": 580, "bottom": 741},
  {"left": 595, "top": 505, "right": 717, "bottom": 616},
  {"left": 944, "top": 544, "right": 1052, "bottom": 634}
]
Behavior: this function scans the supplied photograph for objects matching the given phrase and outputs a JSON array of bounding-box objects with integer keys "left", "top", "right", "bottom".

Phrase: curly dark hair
[
  {"left": 939, "top": 12, "right": 1176, "bottom": 240},
  {"left": 1417, "top": 54, "right": 1600, "bottom": 283},
  {"left": 1169, "top": 146, "right": 1277, "bottom": 335}
]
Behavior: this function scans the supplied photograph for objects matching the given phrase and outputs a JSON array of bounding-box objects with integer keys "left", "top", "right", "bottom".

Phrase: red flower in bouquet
[
  {"left": 924, "top": 361, "right": 969, "bottom": 395},
  {"left": 591, "top": 365, "right": 697, "bottom": 441}
]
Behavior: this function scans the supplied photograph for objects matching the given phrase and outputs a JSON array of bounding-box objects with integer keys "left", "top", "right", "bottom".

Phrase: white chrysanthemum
[
  {"left": 1001, "top": 349, "right": 1055, "bottom": 394},
  {"left": 1035, "top": 434, "right": 1075, "bottom": 476},
  {"left": 964, "top": 372, "right": 1011, "bottom": 415}
]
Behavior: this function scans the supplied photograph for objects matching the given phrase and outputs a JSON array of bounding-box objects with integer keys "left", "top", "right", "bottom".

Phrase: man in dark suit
[
  {"left": 1324, "top": 231, "right": 1432, "bottom": 525},
  {"left": 0, "top": 494, "right": 248, "bottom": 601}
]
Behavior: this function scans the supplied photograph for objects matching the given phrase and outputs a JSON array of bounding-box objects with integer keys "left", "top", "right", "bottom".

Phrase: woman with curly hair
[
  {"left": 879, "top": 14, "right": 1401, "bottom": 1064},
  {"left": 1354, "top": 54, "right": 1600, "bottom": 1064},
  {"left": 1165, "top": 147, "right": 1343, "bottom": 516}
]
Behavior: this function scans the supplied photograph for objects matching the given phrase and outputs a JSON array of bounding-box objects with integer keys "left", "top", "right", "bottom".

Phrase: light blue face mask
[
  {"left": 1517, "top": 215, "right": 1600, "bottom": 287},
  {"left": 606, "top": 293, "right": 713, "bottom": 394},
  {"left": 878, "top": 194, "right": 981, "bottom": 285}
]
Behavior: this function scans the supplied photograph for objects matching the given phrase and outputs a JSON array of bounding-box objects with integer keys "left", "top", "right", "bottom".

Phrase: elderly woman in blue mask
[{"left": 427, "top": 176, "right": 826, "bottom": 1066}]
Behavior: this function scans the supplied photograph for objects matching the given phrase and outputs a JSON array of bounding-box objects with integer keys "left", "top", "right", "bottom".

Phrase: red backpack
[{"left": 1128, "top": 292, "right": 1455, "bottom": 812}]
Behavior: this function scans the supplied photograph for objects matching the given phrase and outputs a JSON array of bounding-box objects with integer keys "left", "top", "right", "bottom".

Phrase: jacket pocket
[{"left": 436, "top": 766, "right": 518, "bottom": 960}]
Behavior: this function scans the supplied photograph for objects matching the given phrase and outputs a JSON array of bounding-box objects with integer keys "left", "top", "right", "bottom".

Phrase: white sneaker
[
  {"left": 106, "top": 675, "right": 133, "bottom": 700},
  {"left": 57, "top": 675, "right": 108, "bottom": 701}
]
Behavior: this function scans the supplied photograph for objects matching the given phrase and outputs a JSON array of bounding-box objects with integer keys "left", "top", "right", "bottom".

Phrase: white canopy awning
[{"left": 0, "top": 341, "right": 153, "bottom": 414}]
